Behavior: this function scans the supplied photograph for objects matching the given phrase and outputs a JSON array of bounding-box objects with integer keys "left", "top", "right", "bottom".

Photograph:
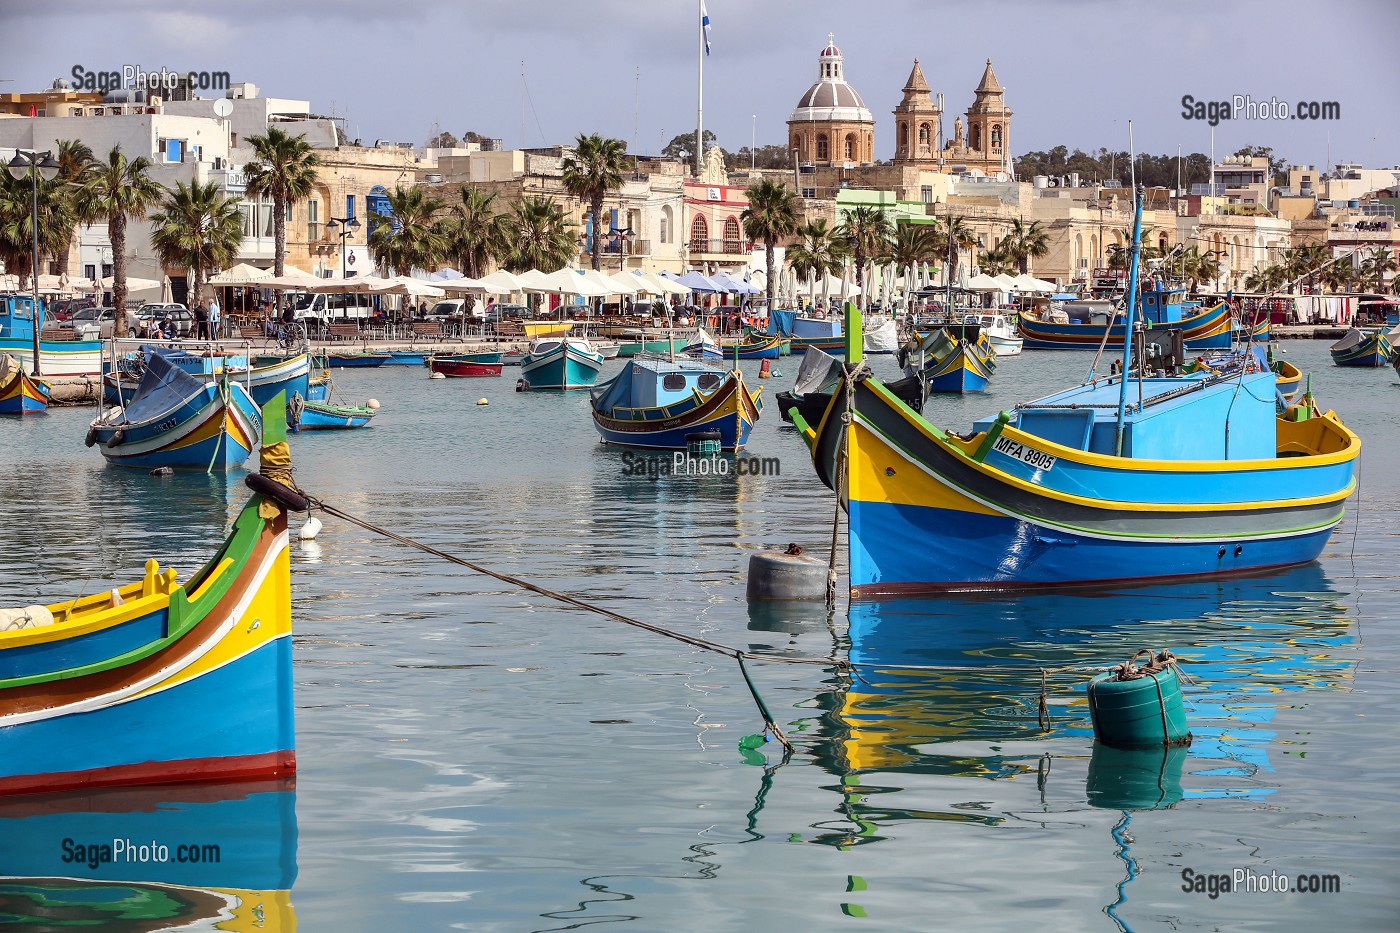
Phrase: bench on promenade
[
  {"left": 410, "top": 320, "right": 445, "bottom": 341},
  {"left": 40, "top": 326, "right": 75, "bottom": 341},
  {"left": 327, "top": 322, "right": 362, "bottom": 342}
]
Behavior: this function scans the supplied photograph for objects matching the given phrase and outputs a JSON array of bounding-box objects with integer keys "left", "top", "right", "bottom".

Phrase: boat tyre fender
[
  {"left": 84, "top": 426, "right": 98, "bottom": 448},
  {"left": 245, "top": 471, "right": 312, "bottom": 513},
  {"left": 104, "top": 428, "right": 126, "bottom": 448}
]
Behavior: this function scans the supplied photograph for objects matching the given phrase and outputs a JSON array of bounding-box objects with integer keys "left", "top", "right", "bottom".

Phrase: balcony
[{"left": 688, "top": 238, "right": 752, "bottom": 259}]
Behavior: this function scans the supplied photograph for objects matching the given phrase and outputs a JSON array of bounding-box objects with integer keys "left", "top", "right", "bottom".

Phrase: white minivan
[{"left": 289, "top": 292, "right": 379, "bottom": 331}]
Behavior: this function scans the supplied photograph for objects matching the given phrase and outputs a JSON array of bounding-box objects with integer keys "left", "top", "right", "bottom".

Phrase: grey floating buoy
[
  {"left": 149, "top": 466, "right": 174, "bottom": 477},
  {"left": 747, "top": 544, "right": 826, "bottom": 601}
]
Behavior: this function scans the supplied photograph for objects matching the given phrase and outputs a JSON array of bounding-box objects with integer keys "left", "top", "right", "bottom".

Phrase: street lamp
[
  {"left": 7, "top": 150, "right": 60, "bottom": 376},
  {"left": 612, "top": 227, "right": 635, "bottom": 273},
  {"left": 324, "top": 214, "right": 362, "bottom": 280}
]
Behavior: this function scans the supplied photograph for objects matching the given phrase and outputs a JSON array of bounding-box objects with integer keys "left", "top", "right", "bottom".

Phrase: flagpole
[{"left": 696, "top": 0, "right": 704, "bottom": 177}]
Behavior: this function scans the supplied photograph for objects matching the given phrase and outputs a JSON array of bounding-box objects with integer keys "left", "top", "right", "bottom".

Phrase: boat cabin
[
  {"left": 766, "top": 309, "right": 843, "bottom": 339},
  {"left": 0, "top": 294, "right": 43, "bottom": 340},
  {"left": 592, "top": 357, "right": 730, "bottom": 414},
  {"left": 972, "top": 368, "right": 1279, "bottom": 460}
]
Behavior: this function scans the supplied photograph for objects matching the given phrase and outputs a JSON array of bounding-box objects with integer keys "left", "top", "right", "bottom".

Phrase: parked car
[
  {"left": 427, "top": 299, "right": 468, "bottom": 319},
  {"left": 50, "top": 297, "right": 95, "bottom": 322},
  {"left": 486, "top": 303, "right": 531, "bottom": 321},
  {"left": 71, "top": 306, "right": 141, "bottom": 340},
  {"left": 137, "top": 303, "right": 194, "bottom": 337}
]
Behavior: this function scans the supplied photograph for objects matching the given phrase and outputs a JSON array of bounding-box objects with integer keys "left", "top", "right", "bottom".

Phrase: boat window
[
  {"left": 696, "top": 373, "right": 722, "bottom": 392},
  {"left": 662, "top": 373, "right": 687, "bottom": 391}
]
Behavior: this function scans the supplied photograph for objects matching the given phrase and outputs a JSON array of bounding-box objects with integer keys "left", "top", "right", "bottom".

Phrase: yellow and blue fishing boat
[
  {"left": 0, "top": 406, "right": 298, "bottom": 795},
  {"left": 792, "top": 189, "right": 1361, "bottom": 596},
  {"left": 591, "top": 355, "right": 761, "bottom": 450},
  {"left": 88, "top": 351, "right": 261, "bottom": 470},
  {"left": 766, "top": 308, "right": 846, "bottom": 355},
  {"left": 900, "top": 327, "right": 998, "bottom": 393},
  {"left": 106, "top": 348, "right": 310, "bottom": 409},
  {"left": 0, "top": 353, "right": 49, "bottom": 415},
  {"left": 0, "top": 777, "right": 296, "bottom": 930},
  {"left": 1328, "top": 326, "right": 1392, "bottom": 367},
  {"left": 1019, "top": 287, "right": 1232, "bottom": 351},
  {"left": 733, "top": 333, "right": 783, "bottom": 359}
]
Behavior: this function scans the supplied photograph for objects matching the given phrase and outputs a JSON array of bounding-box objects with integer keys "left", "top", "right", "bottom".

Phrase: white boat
[{"left": 962, "top": 312, "right": 1022, "bottom": 356}]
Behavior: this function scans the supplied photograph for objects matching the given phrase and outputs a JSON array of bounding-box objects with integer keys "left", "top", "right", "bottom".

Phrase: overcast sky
[{"left": 3, "top": 0, "right": 1397, "bottom": 170}]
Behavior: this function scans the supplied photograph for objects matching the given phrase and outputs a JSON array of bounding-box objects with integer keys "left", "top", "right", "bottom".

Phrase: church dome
[{"left": 788, "top": 36, "right": 873, "bottom": 125}]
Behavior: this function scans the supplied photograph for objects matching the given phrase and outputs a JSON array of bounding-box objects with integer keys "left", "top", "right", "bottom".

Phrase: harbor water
[{"left": 1, "top": 341, "right": 1397, "bottom": 931}]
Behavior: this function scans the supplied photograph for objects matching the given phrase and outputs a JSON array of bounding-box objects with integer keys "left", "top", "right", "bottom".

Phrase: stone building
[
  {"left": 786, "top": 37, "right": 875, "bottom": 168},
  {"left": 892, "top": 58, "right": 1013, "bottom": 177}
]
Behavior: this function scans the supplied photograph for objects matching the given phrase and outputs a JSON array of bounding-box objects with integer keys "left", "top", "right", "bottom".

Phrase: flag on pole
[{"left": 700, "top": 1, "right": 712, "bottom": 55}]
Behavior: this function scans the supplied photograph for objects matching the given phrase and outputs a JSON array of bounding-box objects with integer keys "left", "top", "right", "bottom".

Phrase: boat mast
[{"left": 1114, "top": 184, "right": 1145, "bottom": 457}]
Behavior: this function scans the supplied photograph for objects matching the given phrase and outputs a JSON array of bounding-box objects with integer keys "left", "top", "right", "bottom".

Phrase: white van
[{"left": 289, "top": 292, "right": 379, "bottom": 328}]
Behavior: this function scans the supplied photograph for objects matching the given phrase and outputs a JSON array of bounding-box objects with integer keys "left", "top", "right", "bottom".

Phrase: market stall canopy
[
  {"left": 629, "top": 271, "right": 690, "bottom": 296},
  {"left": 714, "top": 271, "right": 761, "bottom": 294},
  {"left": 477, "top": 270, "right": 526, "bottom": 292},
  {"left": 304, "top": 274, "right": 397, "bottom": 294},
  {"left": 993, "top": 273, "right": 1020, "bottom": 290},
  {"left": 384, "top": 275, "right": 446, "bottom": 298},
  {"left": 514, "top": 269, "right": 554, "bottom": 291},
  {"left": 439, "top": 276, "right": 511, "bottom": 295},
  {"left": 794, "top": 273, "right": 860, "bottom": 297},
  {"left": 581, "top": 268, "right": 638, "bottom": 295},
  {"left": 37, "top": 273, "right": 95, "bottom": 293},
  {"left": 537, "top": 268, "right": 611, "bottom": 297},
  {"left": 1012, "top": 274, "right": 1058, "bottom": 293},
  {"left": 207, "top": 263, "right": 273, "bottom": 285},
  {"left": 427, "top": 268, "right": 464, "bottom": 281},
  {"left": 965, "top": 273, "right": 1005, "bottom": 292},
  {"left": 94, "top": 275, "right": 161, "bottom": 293},
  {"left": 668, "top": 270, "right": 729, "bottom": 293},
  {"left": 261, "top": 267, "right": 324, "bottom": 291}
]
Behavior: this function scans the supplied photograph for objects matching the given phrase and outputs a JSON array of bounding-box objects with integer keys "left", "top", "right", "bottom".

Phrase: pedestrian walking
[
  {"left": 194, "top": 302, "right": 209, "bottom": 339},
  {"left": 208, "top": 295, "right": 221, "bottom": 339}
]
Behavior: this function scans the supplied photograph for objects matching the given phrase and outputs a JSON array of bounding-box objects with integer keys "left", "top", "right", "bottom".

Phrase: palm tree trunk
[
  {"left": 765, "top": 240, "right": 776, "bottom": 306},
  {"left": 273, "top": 186, "right": 287, "bottom": 277},
  {"left": 590, "top": 196, "right": 604, "bottom": 271},
  {"left": 112, "top": 214, "right": 129, "bottom": 339}
]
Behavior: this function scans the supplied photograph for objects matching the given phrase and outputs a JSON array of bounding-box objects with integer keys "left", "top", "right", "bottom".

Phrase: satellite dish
[{"left": 212, "top": 99, "right": 233, "bottom": 118}]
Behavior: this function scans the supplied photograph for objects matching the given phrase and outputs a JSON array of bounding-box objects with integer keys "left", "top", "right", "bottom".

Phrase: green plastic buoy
[
  {"left": 738, "top": 734, "right": 768, "bottom": 750},
  {"left": 1087, "top": 656, "right": 1191, "bottom": 749}
]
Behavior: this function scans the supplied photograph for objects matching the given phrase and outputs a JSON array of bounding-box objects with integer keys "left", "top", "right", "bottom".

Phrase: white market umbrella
[
  {"left": 965, "top": 273, "right": 1004, "bottom": 292},
  {"left": 440, "top": 277, "right": 510, "bottom": 295},
  {"left": 262, "top": 267, "right": 324, "bottom": 291},
  {"left": 385, "top": 275, "right": 446, "bottom": 299},
  {"left": 207, "top": 262, "right": 273, "bottom": 285},
  {"left": 478, "top": 269, "right": 527, "bottom": 292}
]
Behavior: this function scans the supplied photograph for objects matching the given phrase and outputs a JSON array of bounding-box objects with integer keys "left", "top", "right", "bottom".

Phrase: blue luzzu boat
[
  {"left": 733, "top": 333, "right": 783, "bottom": 359},
  {"left": 104, "top": 348, "right": 310, "bottom": 409},
  {"left": 0, "top": 353, "right": 49, "bottom": 414},
  {"left": 0, "top": 293, "right": 104, "bottom": 376},
  {"left": 767, "top": 308, "right": 846, "bottom": 355},
  {"left": 590, "top": 355, "right": 762, "bottom": 450},
  {"left": 1328, "top": 326, "right": 1392, "bottom": 367},
  {"left": 519, "top": 335, "right": 605, "bottom": 390},
  {"left": 88, "top": 352, "right": 261, "bottom": 470},
  {"left": 288, "top": 391, "right": 377, "bottom": 431},
  {"left": 792, "top": 188, "right": 1361, "bottom": 597},
  {"left": 0, "top": 412, "right": 297, "bottom": 796},
  {"left": 1019, "top": 287, "right": 1233, "bottom": 351},
  {"left": 900, "top": 327, "right": 998, "bottom": 393}
]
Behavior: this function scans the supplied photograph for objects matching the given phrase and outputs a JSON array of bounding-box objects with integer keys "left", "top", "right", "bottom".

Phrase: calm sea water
[{"left": 0, "top": 341, "right": 1397, "bottom": 931}]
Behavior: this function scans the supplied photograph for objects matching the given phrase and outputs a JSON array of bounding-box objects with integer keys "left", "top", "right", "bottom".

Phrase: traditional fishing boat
[
  {"left": 105, "top": 350, "right": 311, "bottom": 410},
  {"left": 1328, "top": 326, "right": 1392, "bottom": 367},
  {"left": 288, "top": 391, "right": 377, "bottom": 431},
  {"left": 1273, "top": 357, "right": 1303, "bottom": 400},
  {"left": 0, "top": 777, "right": 297, "bottom": 929},
  {"left": 0, "top": 353, "right": 49, "bottom": 415},
  {"left": 0, "top": 294, "right": 104, "bottom": 376},
  {"left": 766, "top": 308, "right": 846, "bottom": 354},
  {"left": 963, "top": 311, "right": 1022, "bottom": 356},
  {"left": 428, "top": 350, "right": 503, "bottom": 365},
  {"left": 732, "top": 333, "right": 784, "bottom": 360},
  {"left": 900, "top": 327, "right": 998, "bottom": 393},
  {"left": 791, "top": 190, "right": 1361, "bottom": 597},
  {"left": 617, "top": 332, "right": 688, "bottom": 357},
  {"left": 590, "top": 355, "right": 762, "bottom": 450},
  {"left": 0, "top": 405, "right": 298, "bottom": 794},
  {"left": 519, "top": 335, "right": 605, "bottom": 390},
  {"left": 681, "top": 328, "right": 724, "bottom": 360},
  {"left": 383, "top": 349, "right": 429, "bottom": 366},
  {"left": 429, "top": 355, "right": 504, "bottom": 377},
  {"left": 1019, "top": 287, "right": 1232, "bottom": 351},
  {"left": 87, "top": 352, "right": 261, "bottom": 470},
  {"left": 327, "top": 351, "right": 391, "bottom": 368}
]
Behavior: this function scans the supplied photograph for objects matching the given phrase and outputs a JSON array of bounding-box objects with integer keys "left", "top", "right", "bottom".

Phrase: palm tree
[
  {"left": 443, "top": 186, "right": 508, "bottom": 278},
  {"left": 0, "top": 172, "right": 73, "bottom": 293},
  {"left": 978, "top": 244, "right": 1018, "bottom": 277},
  {"left": 784, "top": 219, "right": 848, "bottom": 296},
  {"left": 502, "top": 196, "right": 577, "bottom": 274},
  {"left": 367, "top": 185, "right": 447, "bottom": 276},
  {"left": 148, "top": 179, "right": 243, "bottom": 310},
  {"left": 884, "top": 223, "right": 940, "bottom": 271},
  {"left": 1002, "top": 217, "right": 1051, "bottom": 275},
  {"left": 933, "top": 215, "right": 978, "bottom": 288},
  {"left": 1358, "top": 247, "right": 1396, "bottom": 294},
  {"left": 1178, "top": 246, "right": 1223, "bottom": 293},
  {"left": 560, "top": 134, "right": 628, "bottom": 271},
  {"left": 75, "top": 146, "right": 164, "bottom": 337},
  {"left": 52, "top": 139, "right": 95, "bottom": 278},
  {"left": 740, "top": 179, "right": 799, "bottom": 307},
  {"left": 837, "top": 206, "right": 893, "bottom": 306},
  {"left": 242, "top": 127, "right": 321, "bottom": 277}
]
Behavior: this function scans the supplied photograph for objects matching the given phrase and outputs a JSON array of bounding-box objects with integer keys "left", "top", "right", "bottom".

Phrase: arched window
[
  {"left": 723, "top": 216, "right": 742, "bottom": 253},
  {"left": 690, "top": 215, "right": 708, "bottom": 252},
  {"left": 816, "top": 134, "right": 829, "bottom": 162},
  {"left": 845, "top": 134, "right": 856, "bottom": 161},
  {"left": 991, "top": 124, "right": 1002, "bottom": 150},
  {"left": 660, "top": 205, "right": 673, "bottom": 244},
  {"left": 919, "top": 123, "right": 930, "bottom": 145},
  {"left": 970, "top": 124, "right": 981, "bottom": 151},
  {"left": 1074, "top": 234, "right": 1083, "bottom": 270},
  {"left": 899, "top": 123, "right": 908, "bottom": 151}
]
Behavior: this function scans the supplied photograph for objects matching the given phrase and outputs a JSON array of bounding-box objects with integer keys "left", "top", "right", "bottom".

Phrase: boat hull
[
  {"left": 0, "top": 500, "right": 295, "bottom": 795},
  {"left": 292, "top": 401, "right": 375, "bottom": 430},
  {"left": 734, "top": 336, "right": 783, "bottom": 359},
  {"left": 0, "top": 337, "right": 105, "bottom": 376},
  {"left": 1329, "top": 331, "right": 1392, "bottom": 367},
  {"left": 924, "top": 343, "right": 994, "bottom": 393},
  {"left": 429, "top": 358, "right": 504, "bottom": 377},
  {"left": 328, "top": 353, "right": 389, "bottom": 368},
  {"left": 790, "top": 336, "right": 847, "bottom": 355},
  {"left": 382, "top": 350, "right": 428, "bottom": 366},
  {"left": 802, "top": 376, "right": 1359, "bottom": 596},
  {"left": 520, "top": 343, "right": 604, "bottom": 390}
]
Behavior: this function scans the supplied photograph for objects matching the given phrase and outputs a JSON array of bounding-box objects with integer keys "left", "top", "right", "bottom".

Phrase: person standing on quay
[
  {"left": 208, "top": 294, "right": 221, "bottom": 339},
  {"left": 194, "top": 301, "right": 209, "bottom": 339}
]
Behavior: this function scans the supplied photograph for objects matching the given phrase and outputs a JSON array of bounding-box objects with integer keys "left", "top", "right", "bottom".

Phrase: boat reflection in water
[
  {"left": 0, "top": 778, "right": 297, "bottom": 931},
  {"left": 790, "top": 564, "right": 1355, "bottom": 846}
]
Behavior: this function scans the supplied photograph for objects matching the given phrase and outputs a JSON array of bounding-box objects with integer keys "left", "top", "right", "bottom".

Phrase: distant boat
[
  {"left": 900, "top": 328, "right": 998, "bottom": 393},
  {"left": 0, "top": 411, "right": 296, "bottom": 794},
  {"left": 519, "top": 336, "right": 604, "bottom": 390},
  {"left": 87, "top": 352, "right": 261, "bottom": 470},
  {"left": 1328, "top": 326, "right": 1392, "bottom": 367},
  {"left": 591, "top": 356, "right": 761, "bottom": 450},
  {"left": 328, "top": 351, "right": 391, "bottom": 368},
  {"left": 382, "top": 350, "right": 429, "bottom": 366},
  {"left": 103, "top": 349, "right": 310, "bottom": 410},
  {"left": 766, "top": 309, "right": 846, "bottom": 355},
  {"left": 776, "top": 347, "right": 924, "bottom": 426},
  {"left": 1019, "top": 287, "right": 1232, "bottom": 350},
  {"left": 428, "top": 350, "right": 503, "bottom": 365},
  {"left": 617, "top": 332, "right": 687, "bottom": 357},
  {"left": 594, "top": 341, "right": 621, "bottom": 360},
  {"left": 289, "top": 393, "right": 377, "bottom": 431},
  {"left": 0, "top": 354, "right": 49, "bottom": 415},
  {"left": 682, "top": 328, "right": 724, "bottom": 359},
  {"left": 1273, "top": 357, "right": 1303, "bottom": 400},
  {"left": 862, "top": 318, "right": 899, "bottom": 355},
  {"left": 960, "top": 312, "right": 1022, "bottom": 355},
  {"left": 733, "top": 333, "right": 784, "bottom": 359},
  {"left": 429, "top": 356, "right": 504, "bottom": 377}
]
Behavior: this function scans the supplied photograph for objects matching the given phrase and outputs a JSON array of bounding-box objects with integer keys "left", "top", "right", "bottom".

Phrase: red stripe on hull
[{"left": 0, "top": 750, "right": 296, "bottom": 798}]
